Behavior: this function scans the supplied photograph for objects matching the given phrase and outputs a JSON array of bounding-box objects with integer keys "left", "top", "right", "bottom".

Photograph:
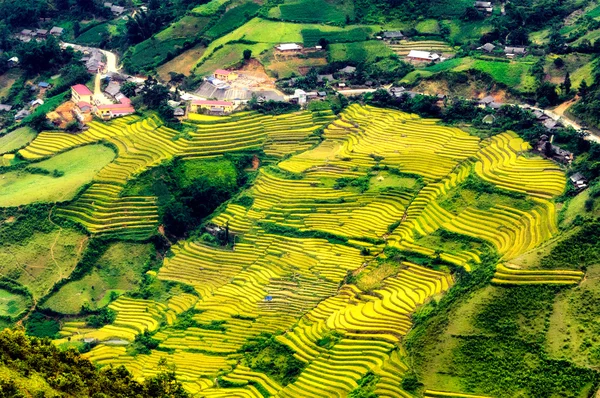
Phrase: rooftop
[
  {"left": 72, "top": 84, "right": 93, "bottom": 95},
  {"left": 192, "top": 100, "right": 233, "bottom": 106},
  {"left": 407, "top": 50, "right": 440, "bottom": 60},
  {"left": 276, "top": 43, "right": 302, "bottom": 51}
]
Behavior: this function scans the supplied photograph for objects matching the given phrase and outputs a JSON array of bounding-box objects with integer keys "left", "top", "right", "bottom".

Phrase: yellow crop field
[{"left": 39, "top": 104, "right": 567, "bottom": 396}]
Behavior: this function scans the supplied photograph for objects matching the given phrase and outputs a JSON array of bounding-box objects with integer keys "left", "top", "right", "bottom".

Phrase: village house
[
  {"left": 7, "top": 57, "right": 19, "bottom": 68},
  {"left": 474, "top": 1, "right": 493, "bottom": 13},
  {"left": 338, "top": 66, "right": 357, "bottom": 75},
  {"left": 317, "top": 74, "right": 334, "bottom": 84},
  {"left": 276, "top": 43, "right": 303, "bottom": 52},
  {"left": 111, "top": 5, "right": 126, "bottom": 15},
  {"left": 49, "top": 26, "right": 64, "bottom": 37},
  {"left": 477, "top": 43, "right": 496, "bottom": 53},
  {"left": 14, "top": 109, "right": 30, "bottom": 120},
  {"left": 173, "top": 108, "right": 185, "bottom": 117},
  {"left": 382, "top": 31, "right": 404, "bottom": 41},
  {"left": 0, "top": 104, "right": 13, "bottom": 112},
  {"left": 29, "top": 99, "right": 44, "bottom": 109},
  {"left": 478, "top": 95, "right": 503, "bottom": 109},
  {"left": 71, "top": 84, "right": 94, "bottom": 104},
  {"left": 95, "top": 97, "right": 135, "bottom": 120},
  {"left": 214, "top": 69, "right": 238, "bottom": 81},
  {"left": 38, "top": 81, "right": 51, "bottom": 89},
  {"left": 19, "top": 29, "right": 34, "bottom": 42},
  {"left": 35, "top": 29, "right": 48, "bottom": 38},
  {"left": 570, "top": 172, "right": 588, "bottom": 190},
  {"left": 190, "top": 99, "right": 234, "bottom": 114},
  {"left": 504, "top": 46, "right": 527, "bottom": 58},
  {"left": 406, "top": 50, "right": 441, "bottom": 62},
  {"left": 104, "top": 81, "right": 121, "bottom": 100}
]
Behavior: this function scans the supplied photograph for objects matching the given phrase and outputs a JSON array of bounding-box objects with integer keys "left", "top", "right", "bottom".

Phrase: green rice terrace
[{"left": 1, "top": 104, "right": 598, "bottom": 397}]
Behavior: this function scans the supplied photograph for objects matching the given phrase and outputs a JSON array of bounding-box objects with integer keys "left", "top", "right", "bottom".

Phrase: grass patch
[
  {"left": 415, "top": 19, "right": 439, "bottom": 34},
  {"left": 157, "top": 44, "right": 206, "bottom": 80},
  {"left": 0, "top": 127, "right": 36, "bottom": 155},
  {"left": 329, "top": 40, "right": 394, "bottom": 63},
  {"left": 0, "top": 289, "right": 30, "bottom": 318},
  {"left": 42, "top": 242, "right": 153, "bottom": 314},
  {"left": 0, "top": 228, "right": 87, "bottom": 299},
  {"left": 192, "top": 0, "right": 230, "bottom": 15},
  {"left": 204, "top": 2, "right": 261, "bottom": 39},
  {"left": 0, "top": 144, "right": 115, "bottom": 207},
  {"left": 276, "top": 0, "right": 354, "bottom": 24},
  {"left": 126, "top": 15, "right": 210, "bottom": 71},
  {"left": 301, "top": 27, "right": 372, "bottom": 46}
]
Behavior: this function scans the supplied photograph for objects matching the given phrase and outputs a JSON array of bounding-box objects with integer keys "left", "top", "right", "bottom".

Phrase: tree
[
  {"left": 121, "top": 81, "right": 138, "bottom": 98},
  {"left": 243, "top": 48, "right": 252, "bottom": 60},
  {"left": 536, "top": 82, "right": 559, "bottom": 107},
  {"left": 553, "top": 57, "right": 564, "bottom": 69},
  {"left": 579, "top": 80, "right": 589, "bottom": 97},
  {"left": 28, "top": 112, "right": 50, "bottom": 132},
  {"left": 318, "top": 38, "right": 329, "bottom": 49},
  {"left": 562, "top": 72, "right": 571, "bottom": 94},
  {"left": 73, "top": 20, "right": 81, "bottom": 37}
]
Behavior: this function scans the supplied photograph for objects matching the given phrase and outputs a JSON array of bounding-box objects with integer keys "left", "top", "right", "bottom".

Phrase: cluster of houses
[
  {"left": 477, "top": 43, "right": 528, "bottom": 59},
  {"left": 71, "top": 82, "right": 134, "bottom": 121},
  {"left": 16, "top": 26, "right": 63, "bottom": 42}
]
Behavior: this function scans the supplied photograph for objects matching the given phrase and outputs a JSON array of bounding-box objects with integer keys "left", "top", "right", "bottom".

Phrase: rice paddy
[{"left": 23, "top": 104, "right": 568, "bottom": 396}]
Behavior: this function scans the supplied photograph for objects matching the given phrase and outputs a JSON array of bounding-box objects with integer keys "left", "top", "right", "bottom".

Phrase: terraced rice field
[
  {"left": 48, "top": 104, "right": 567, "bottom": 396},
  {"left": 388, "top": 40, "right": 454, "bottom": 56},
  {"left": 492, "top": 263, "right": 584, "bottom": 285},
  {"left": 19, "top": 110, "right": 334, "bottom": 240}
]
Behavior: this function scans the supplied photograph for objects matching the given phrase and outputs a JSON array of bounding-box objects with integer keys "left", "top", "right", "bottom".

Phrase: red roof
[
  {"left": 214, "top": 69, "right": 232, "bottom": 76},
  {"left": 72, "top": 84, "right": 93, "bottom": 95},
  {"left": 76, "top": 101, "right": 91, "bottom": 109},
  {"left": 97, "top": 103, "right": 134, "bottom": 111},
  {"left": 192, "top": 100, "right": 233, "bottom": 106}
]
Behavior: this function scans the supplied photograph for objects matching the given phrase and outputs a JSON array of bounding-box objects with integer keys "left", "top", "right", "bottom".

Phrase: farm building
[
  {"left": 276, "top": 43, "right": 303, "bottom": 52},
  {"left": 36, "top": 29, "right": 48, "bottom": 38},
  {"left": 474, "top": 1, "right": 493, "bottom": 13},
  {"left": 570, "top": 172, "right": 588, "bottom": 190},
  {"left": 38, "top": 81, "right": 51, "bottom": 89},
  {"left": 406, "top": 50, "right": 440, "bottom": 62},
  {"left": 339, "top": 66, "right": 357, "bottom": 74},
  {"left": 71, "top": 84, "right": 93, "bottom": 104},
  {"left": 504, "top": 46, "right": 527, "bottom": 58},
  {"left": 214, "top": 69, "right": 238, "bottom": 81},
  {"left": 104, "top": 82, "right": 122, "bottom": 99},
  {"left": 7, "top": 57, "right": 19, "bottom": 67},
  {"left": 190, "top": 100, "right": 234, "bottom": 114},
  {"left": 14, "top": 109, "right": 30, "bottom": 120},
  {"left": 49, "top": 26, "right": 64, "bottom": 36},
  {"left": 0, "top": 104, "right": 12, "bottom": 112},
  {"left": 477, "top": 43, "right": 496, "bottom": 53},
  {"left": 110, "top": 5, "right": 126, "bottom": 15},
  {"left": 382, "top": 31, "right": 404, "bottom": 40}
]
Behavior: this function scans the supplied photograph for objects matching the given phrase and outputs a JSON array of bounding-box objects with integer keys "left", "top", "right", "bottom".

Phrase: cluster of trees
[{"left": 0, "top": 329, "right": 189, "bottom": 397}]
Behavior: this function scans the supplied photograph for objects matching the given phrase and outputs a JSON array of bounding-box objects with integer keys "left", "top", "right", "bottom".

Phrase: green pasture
[
  {"left": 126, "top": 15, "right": 210, "bottom": 71},
  {"left": 445, "top": 20, "right": 492, "bottom": 43},
  {"left": 302, "top": 27, "right": 372, "bottom": 46},
  {"left": 0, "top": 144, "right": 115, "bottom": 207},
  {"left": 272, "top": 0, "right": 354, "bottom": 24},
  {"left": 205, "top": 2, "right": 261, "bottom": 39},
  {"left": 401, "top": 56, "right": 535, "bottom": 91},
  {"left": 0, "top": 127, "right": 36, "bottom": 155},
  {"left": 43, "top": 242, "right": 152, "bottom": 314},
  {"left": 0, "top": 289, "right": 30, "bottom": 318},
  {"left": 192, "top": 0, "right": 230, "bottom": 15},
  {"left": 0, "top": 229, "right": 86, "bottom": 299},
  {"left": 415, "top": 19, "right": 439, "bottom": 34},
  {"left": 195, "top": 18, "right": 379, "bottom": 68},
  {"left": 328, "top": 41, "right": 394, "bottom": 63}
]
